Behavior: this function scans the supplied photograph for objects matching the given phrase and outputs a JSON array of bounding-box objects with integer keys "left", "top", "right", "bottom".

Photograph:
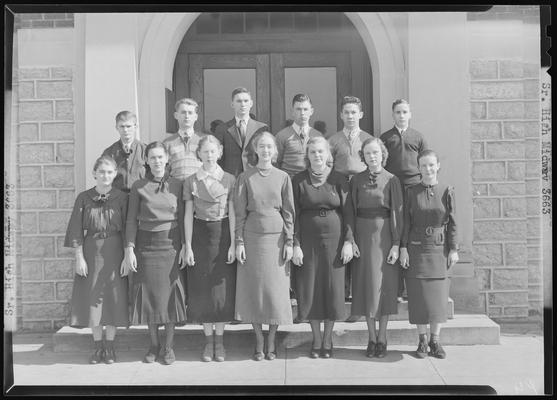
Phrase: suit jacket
[
  {"left": 214, "top": 118, "right": 269, "bottom": 177},
  {"left": 101, "top": 139, "right": 146, "bottom": 192}
]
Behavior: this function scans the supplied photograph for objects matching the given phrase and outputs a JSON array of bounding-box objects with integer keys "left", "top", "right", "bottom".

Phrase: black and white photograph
[{"left": 3, "top": 3, "right": 552, "bottom": 396}]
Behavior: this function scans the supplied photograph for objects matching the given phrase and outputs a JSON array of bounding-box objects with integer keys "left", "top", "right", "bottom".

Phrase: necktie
[
  {"left": 349, "top": 130, "right": 357, "bottom": 142},
  {"left": 300, "top": 126, "right": 308, "bottom": 142},
  {"left": 239, "top": 120, "right": 247, "bottom": 145}
]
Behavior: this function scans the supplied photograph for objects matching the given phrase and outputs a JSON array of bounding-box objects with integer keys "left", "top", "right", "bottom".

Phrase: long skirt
[
  {"left": 235, "top": 231, "right": 293, "bottom": 325},
  {"left": 405, "top": 277, "right": 449, "bottom": 324},
  {"left": 294, "top": 210, "right": 346, "bottom": 321},
  {"left": 130, "top": 228, "right": 186, "bottom": 325},
  {"left": 351, "top": 216, "right": 399, "bottom": 318},
  {"left": 70, "top": 234, "right": 129, "bottom": 328},
  {"left": 186, "top": 218, "right": 236, "bottom": 323}
]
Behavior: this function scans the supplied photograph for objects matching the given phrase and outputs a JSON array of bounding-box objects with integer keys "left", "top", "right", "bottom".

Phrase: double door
[{"left": 187, "top": 52, "right": 351, "bottom": 135}]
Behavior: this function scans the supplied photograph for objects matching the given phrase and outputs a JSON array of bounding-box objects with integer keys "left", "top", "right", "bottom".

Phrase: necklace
[{"left": 256, "top": 166, "right": 272, "bottom": 177}]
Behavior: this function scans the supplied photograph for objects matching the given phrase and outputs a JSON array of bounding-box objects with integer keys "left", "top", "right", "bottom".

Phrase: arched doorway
[{"left": 168, "top": 12, "right": 373, "bottom": 137}]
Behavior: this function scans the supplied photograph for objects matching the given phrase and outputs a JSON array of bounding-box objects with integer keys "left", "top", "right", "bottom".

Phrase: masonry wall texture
[
  {"left": 470, "top": 57, "right": 542, "bottom": 318},
  {"left": 14, "top": 61, "right": 76, "bottom": 331}
]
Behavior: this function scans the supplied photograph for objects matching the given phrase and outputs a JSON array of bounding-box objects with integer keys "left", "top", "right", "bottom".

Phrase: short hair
[
  {"left": 359, "top": 137, "right": 389, "bottom": 167},
  {"left": 210, "top": 119, "right": 224, "bottom": 134},
  {"left": 340, "top": 96, "right": 362, "bottom": 111},
  {"left": 313, "top": 120, "right": 327, "bottom": 135},
  {"left": 144, "top": 141, "right": 170, "bottom": 176},
  {"left": 417, "top": 149, "right": 439, "bottom": 165},
  {"left": 93, "top": 155, "right": 117, "bottom": 172},
  {"left": 292, "top": 93, "right": 312, "bottom": 107},
  {"left": 248, "top": 131, "right": 278, "bottom": 166},
  {"left": 304, "top": 136, "right": 334, "bottom": 169},
  {"left": 392, "top": 99, "right": 410, "bottom": 111},
  {"left": 231, "top": 87, "right": 251, "bottom": 100},
  {"left": 115, "top": 110, "right": 137, "bottom": 124},
  {"left": 175, "top": 98, "right": 199, "bottom": 113},
  {"left": 195, "top": 134, "right": 223, "bottom": 162}
]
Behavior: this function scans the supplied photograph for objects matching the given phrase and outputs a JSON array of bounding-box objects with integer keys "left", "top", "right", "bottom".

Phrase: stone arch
[{"left": 138, "top": 12, "right": 404, "bottom": 141}]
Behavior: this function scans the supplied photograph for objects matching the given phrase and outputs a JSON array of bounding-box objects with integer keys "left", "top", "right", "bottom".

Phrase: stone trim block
[
  {"left": 54, "top": 100, "right": 74, "bottom": 121},
  {"left": 22, "top": 282, "right": 55, "bottom": 301},
  {"left": 492, "top": 268, "right": 528, "bottom": 290},
  {"left": 504, "top": 243, "right": 528, "bottom": 266},
  {"left": 489, "top": 183, "right": 526, "bottom": 196},
  {"left": 471, "top": 142, "right": 484, "bottom": 159},
  {"left": 488, "top": 291, "right": 528, "bottom": 306},
  {"left": 471, "top": 102, "right": 487, "bottom": 119},
  {"left": 473, "top": 243, "right": 503, "bottom": 266},
  {"left": 22, "top": 302, "right": 69, "bottom": 320},
  {"left": 526, "top": 196, "right": 541, "bottom": 216},
  {"left": 475, "top": 268, "right": 491, "bottom": 290},
  {"left": 506, "top": 161, "right": 526, "bottom": 181},
  {"left": 473, "top": 219, "right": 526, "bottom": 241},
  {"left": 50, "top": 67, "right": 73, "bottom": 79},
  {"left": 18, "top": 143, "right": 55, "bottom": 164},
  {"left": 20, "top": 236, "right": 55, "bottom": 258},
  {"left": 18, "top": 212, "right": 38, "bottom": 234},
  {"left": 18, "top": 123, "right": 39, "bottom": 142},
  {"left": 56, "top": 143, "right": 74, "bottom": 163},
  {"left": 471, "top": 121, "right": 501, "bottom": 140},
  {"left": 502, "top": 306, "right": 529, "bottom": 317},
  {"left": 18, "top": 81, "right": 35, "bottom": 99},
  {"left": 503, "top": 121, "right": 539, "bottom": 139},
  {"left": 523, "top": 79, "right": 540, "bottom": 99},
  {"left": 472, "top": 161, "right": 506, "bottom": 181},
  {"left": 21, "top": 260, "right": 43, "bottom": 281},
  {"left": 36, "top": 81, "right": 73, "bottom": 99},
  {"left": 499, "top": 60, "right": 523, "bottom": 79},
  {"left": 502, "top": 197, "right": 527, "bottom": 218},
  {"left": 470, "top": 60, "right": 498, "bottom": 80},
  {"left": 473, "top": 198, "right": 500, "bottom": 218},
  {"left": 524, "top": 101, "right": 540, "bottom": 119},
  {"left": 19, "top": 101, "right": 54, "bottom": 121},
  {"left": 21, "top": 320, "right": 53, "bottom": 331},
  {"left": 485, "top": 141, "right": 525, "bottom": 160},
  {"left": 19, "top": 68, "right": 50, "bottom": 80},
  {"left": 39, "top": 211, "right": 72, "bottom": 234},
  {"left": 471, "top": 81, "right": 523, "bottom": 99},
  {"left": 18, "top": 190, "right": 56, "bottom": 209},
  {"left": 56, "top": 236, "right": 74, "bottom": 258},
  {"left": 525, "top": 178, "right": 540, "bottom": 193},
  {"left": 41, "top": 122, "right": 74, "bottom": 141},
  {"left": 44, "top": 259, "right": 74, "bottom": 280},
  {"left": 525, "top": 159, "right": 541, "bottom": 178},
  {"left": 55, "top": 282, "right": 73, "bottom": 301},
  {"left": 487, "top": 101, "right": 524, "bottom": 119},
  {"left": 44, "top": 165, "right": 74, "bottom": 188},
  {"left": 58, "top": 190, "right": 76, "bottom": 209},
  {"left": 472, "top": 183, "right": 488, "bottom": 196},
  {"left": 17, "top": 166, "right": 42, "bottom": 188}
]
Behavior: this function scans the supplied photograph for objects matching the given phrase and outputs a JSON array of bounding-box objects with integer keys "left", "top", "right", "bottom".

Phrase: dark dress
[
  {"left": 64, "top": 187, "right": 129, "bottom": 328},
  {"left": 346, "top": 169, "right": 403, "bottom": 318},
  {"left": 292, "top": 169, "right": 351, "bottom": 321},
  {"left": 183, "top": 169, "right": 237, "bottom": 323},
  {"left": 125, "top": 174, "right": 187, "bottom": 325},
  {"left": 401, "top": 182, "right": 458, "bottom": 324}
]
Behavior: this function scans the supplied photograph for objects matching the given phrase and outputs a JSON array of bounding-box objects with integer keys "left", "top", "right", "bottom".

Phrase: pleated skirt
[
  {"left": 130, "top": 228, "right": 186, "bottom": 325},
  {"left": 235, "top": 231, "right": 293, "bottom": 325}
]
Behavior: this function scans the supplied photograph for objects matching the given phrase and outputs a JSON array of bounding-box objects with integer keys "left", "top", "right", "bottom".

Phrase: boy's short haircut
[
  {"left": 292, "top": 93, "right": 312, "bottom": 107},
  {"left": 115, "top": 110, "right": 137, "bottom": 124},
  {"left": 392, "top": 99, "right": 410, "bottom": 111},
  {"left": 175, "top": 98, "right": 199, "bottom": 113},
  {"left": 340, "top": 96, "right": 362, "bottom": 111},
  {"left": 231, "top": 87, "right": 251, "bottom": 100}
]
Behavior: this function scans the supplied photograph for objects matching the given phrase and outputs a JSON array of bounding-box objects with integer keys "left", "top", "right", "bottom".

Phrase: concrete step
[
  {"left": 53, "top": 314, "right": 499, "bottom": 352},
  {"left": 292, "top": 298, "right": 454, "bottom": 322}
]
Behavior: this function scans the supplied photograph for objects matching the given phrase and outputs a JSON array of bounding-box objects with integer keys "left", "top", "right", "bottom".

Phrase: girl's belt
[{"left": 356, "top": 208, "right": 390, "bottom": 218}]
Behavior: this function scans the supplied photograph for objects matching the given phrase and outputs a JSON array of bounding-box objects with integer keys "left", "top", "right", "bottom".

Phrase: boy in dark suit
[
  {"left": 102, "top": 111, "right": 146, "bottom": 193},
  {"left": 380, "top": 99, "right": 429, "bottom": 301},
  {"left": 214, "top": 87, "right": 269, "bottom": 177}
]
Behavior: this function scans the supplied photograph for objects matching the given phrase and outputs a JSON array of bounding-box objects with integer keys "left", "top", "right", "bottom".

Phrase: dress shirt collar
[
  {"left": 196, "top": 165, "right": 224, "bottom": 182},
  {"left": 234, "top": 116, "right": 250, "bottom": 127},
  {"left": 120, "top": 139, "right": 134, "bottom": 153},
  {"left": 343, "top": 127, "right": 360, "bottom": 139},
  {"left": 292, "top": 122, "right": 310, "bottom": 136},
  {"left": 178, "top": 128, "right": 194, "bottom": 138},
  {"left": 395, "top": 125, "right": 408, "bottom": 135}
]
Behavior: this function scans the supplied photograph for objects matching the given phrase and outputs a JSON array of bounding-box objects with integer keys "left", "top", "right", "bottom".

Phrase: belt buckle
[
  {"left": 99, "top": 232, "right": 108, "bottom": 239},
  {"left": 319, "top": 209, "right": 327, "bottom": 217},
  {"left": 425, "top": 226, "right": 434, "bottom": 236}
]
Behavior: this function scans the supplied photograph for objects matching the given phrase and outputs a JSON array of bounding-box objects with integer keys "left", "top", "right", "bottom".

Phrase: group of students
[{"left": 64, "top": 87, "right": 459, "bottom": 366}]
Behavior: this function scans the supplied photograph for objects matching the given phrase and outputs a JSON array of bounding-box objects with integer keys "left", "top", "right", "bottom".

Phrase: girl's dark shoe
[
  {"left": 375, "top": 342, "right": 387, "bottom": 358},
  {"left": 201, "top": 342, "right": 213, "bottom": 362},
  {"left": 416, "top": 340, "right": 428, "bottom": 359},
  {"left": 309, "top": 342, "right": 320, "bottom": 359},
  {"left": 161, "top": 346, "right": 176, "bottom": 365},
  {"left": 366, "top": 341, "right": 377, "bottom": 358},
  {"left": 214, "top": 338, "right": 225, "bottom": 362},
  {"left": 104, "top": 346, "right": 116, "bottom": 364},
  {"left": 428, "top": 341, "right": 446, "bottom": 359},
  {"left": 253, "top": 349, "right": 264, "bottom": 361},
  {"left": 143, "top": 345, "right": 160, "bottom": 363},
  {"left": 320, "top": 343, "right": 333, "bottom": 359},
  {"left": 89, "top": 348, "right": 104, "bottom": 364},
  {"left": 266, "top": 338, "right": 277, "bottom": 361}
]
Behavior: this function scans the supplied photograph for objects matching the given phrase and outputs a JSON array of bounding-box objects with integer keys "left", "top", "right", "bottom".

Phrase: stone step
[
  {"left": 292, "top": 298, "right": 454, "bottom": 322},
  {"left": 53, "top": 314, "right": 499, "bottom": 352}
]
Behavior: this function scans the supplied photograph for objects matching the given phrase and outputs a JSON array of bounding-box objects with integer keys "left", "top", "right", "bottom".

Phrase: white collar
[
  {"left": 235, "top": 116, "right": 250, "bottom": 126},
  {"left": 178, "top": 128, "right": 194, "bottom": 138},
  {"left": 395, "top": 125, "right": 408, "bottom": 135},
  {"left": 343, "top": 127, "right": 360, "bottom": 137},
  {"left": 292, "top": 122, "right": 310, "bottom": 136},
  {"left": 196, "top": 165, "right": 224, "bottom": 181}
]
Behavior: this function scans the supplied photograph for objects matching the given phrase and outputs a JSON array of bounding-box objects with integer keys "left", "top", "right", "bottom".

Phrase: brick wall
[
  {"left": 14, "top": 66, "right": 76, "bottom": 331},
  {"left": 470, "top": 59, "right": 542, "bottom": 318},
  {"left": 14, "top": 13, "right": 74, "bottom": 29}
]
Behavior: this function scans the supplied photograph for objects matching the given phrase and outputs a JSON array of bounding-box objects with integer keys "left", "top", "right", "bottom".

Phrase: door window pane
[
  {"left": 284, "top": 67, "right": 337, "bottom": 136},
  {"left": 203, "top": 69, "right": 257, "bottom": 131}
]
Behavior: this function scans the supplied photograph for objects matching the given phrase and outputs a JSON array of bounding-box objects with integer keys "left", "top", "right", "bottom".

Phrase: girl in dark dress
[
  {"left": 291, "top": 137, "right": 353, "bottom": 358},
  {"left": 64, "top": 156, "right": 129, "bottom": 364},
  {"left": 346, "top": 137, "right": 403, "bottom": 358},
  {"left": 399, "top": 149, "right": 459, "bottom": 359},
  {"left": 183, "top": 135, "right": 236, "bottom": 362},
  {"left": 124, "top": 141, "right": 187, "bottom": 365}
]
